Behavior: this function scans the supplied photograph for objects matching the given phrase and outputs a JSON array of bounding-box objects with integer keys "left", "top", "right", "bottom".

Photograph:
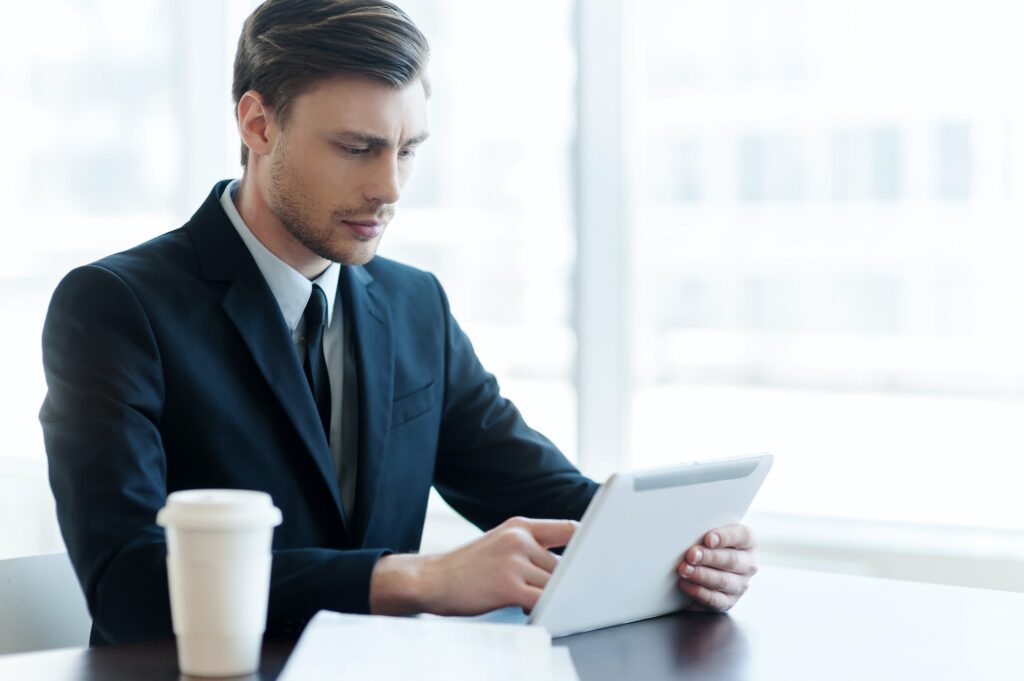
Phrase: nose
[{"left": 363, "top": 153, "right": 402, "bottom": 206}]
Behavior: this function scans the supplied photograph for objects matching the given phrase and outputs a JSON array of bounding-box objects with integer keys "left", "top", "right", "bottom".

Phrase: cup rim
[{"left": 157, "top": 489, "right": 283, "bottom": 530}]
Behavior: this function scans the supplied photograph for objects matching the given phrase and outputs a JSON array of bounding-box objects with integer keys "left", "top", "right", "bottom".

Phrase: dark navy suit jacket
[{"left": 40, "top": 181, "right": 599, "bottom": 645}]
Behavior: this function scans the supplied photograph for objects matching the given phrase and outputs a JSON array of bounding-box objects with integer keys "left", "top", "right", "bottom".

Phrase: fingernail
[
  {"left": 709, "top": 533, "right": 720, "bottom": 548},
  {"left": 683, "top": 564, "right": 695, "bottom": 577},
  {"left": 693, "top": 548, "right": 703, "bottom": 563}
]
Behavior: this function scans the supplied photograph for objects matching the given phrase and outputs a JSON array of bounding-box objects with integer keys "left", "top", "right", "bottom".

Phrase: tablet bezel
[{"left": 529, "top": 452, "right": 773, "bottom": 637}]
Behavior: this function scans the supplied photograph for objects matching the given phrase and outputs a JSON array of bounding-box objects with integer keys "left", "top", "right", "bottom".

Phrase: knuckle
[
  {"left": 509, "top": 527, "right": 534, "bottom": 551},
  {"left": 500, "top": 571, "right": 522, "bottom": 592},
  {"left": 699, "top": 568, "right": 724, "bottom": 590},
  {"left": 498, "top": 529, "right": 520, "bottom": 550},
  {"left": 711, "top": 591, "right": 731, "bottom": 611},
  {"left": 510, "top": 583, "right": 530, "bottom": 604},
  {"left": 510, "top": 553, "right": 531, "bottom": 570},
  {"left": 749, "top": 561, "right": 760, "bottom": 576},
  {"left": 510, "top": 572, "right": 526, "bottom": 590}
]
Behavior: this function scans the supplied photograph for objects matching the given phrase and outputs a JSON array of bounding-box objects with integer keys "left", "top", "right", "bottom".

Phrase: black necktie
[{"left": 302, "top": 284, "right": 331, "bottom": 442}]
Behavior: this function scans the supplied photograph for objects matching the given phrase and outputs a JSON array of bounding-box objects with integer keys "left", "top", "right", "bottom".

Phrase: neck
[{"left": 234, "top": 173, "right": 330, "bottom": 280}]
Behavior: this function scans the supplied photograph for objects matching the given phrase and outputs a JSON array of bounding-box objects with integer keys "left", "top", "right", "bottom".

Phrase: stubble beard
[{"left": 267, "top": 149, "right": 393, "bottom": 267}]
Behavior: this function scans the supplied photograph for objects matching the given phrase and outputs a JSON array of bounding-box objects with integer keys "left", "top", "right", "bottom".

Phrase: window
[
  {"left": 627, "top": 0, "right": 1024, "bottom": 534},
  {"left": 387, "top": 0, "right": 577, "bottom": 463},
  {"left": 0, "top": 0, "right": 576, "bottom": 558},
  {"left": 5, "top": 0, "right": 1023, "bottom": 578},
  {"left": 1, "top": 0, "right": 255, "bottom": 558}
]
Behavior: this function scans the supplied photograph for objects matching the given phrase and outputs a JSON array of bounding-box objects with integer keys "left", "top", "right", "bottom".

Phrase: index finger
[
  {"left": 522, "top": 518, "right": 580, "bottom": 549},
  {"left": 704, "top": 523, "right": 757, "bottom": 550}
]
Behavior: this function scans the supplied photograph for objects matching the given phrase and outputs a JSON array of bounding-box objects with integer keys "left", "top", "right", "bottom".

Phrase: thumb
[{"left": 522, "top": 518, "right": 579, "bottom": 549}]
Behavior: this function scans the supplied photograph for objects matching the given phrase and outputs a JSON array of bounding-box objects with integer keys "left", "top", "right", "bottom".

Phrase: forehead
[{"left": 290, "top": 74, "right": 429, "bottom": 142}]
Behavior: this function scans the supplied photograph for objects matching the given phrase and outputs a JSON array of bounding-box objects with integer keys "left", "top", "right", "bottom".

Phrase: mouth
[{"left": 341, "top": 219, "right": 385, "bottom": 239}]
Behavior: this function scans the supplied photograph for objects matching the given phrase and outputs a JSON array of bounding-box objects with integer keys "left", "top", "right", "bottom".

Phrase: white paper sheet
[{"left": 277, "top": 610, "right": 580, "bottom": 680}]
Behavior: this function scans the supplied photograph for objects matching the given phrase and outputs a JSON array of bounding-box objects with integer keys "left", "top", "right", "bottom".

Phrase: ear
[{"left": 237, "top": 90, "right": 276, "bottom": 162}]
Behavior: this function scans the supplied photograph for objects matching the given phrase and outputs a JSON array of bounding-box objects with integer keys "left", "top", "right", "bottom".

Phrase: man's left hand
[{"left": 676, "top": 523, "right": 758, "bottom": 612}]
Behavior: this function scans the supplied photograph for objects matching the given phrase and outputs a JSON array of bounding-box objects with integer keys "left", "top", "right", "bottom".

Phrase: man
[{"left": 40, "top": 0, "right": 758, "bottom": 646}]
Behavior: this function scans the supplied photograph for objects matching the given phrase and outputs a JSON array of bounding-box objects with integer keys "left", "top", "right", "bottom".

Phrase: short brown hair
[{"left": 232, "top": 0, "right": 430, "bottom": 166}]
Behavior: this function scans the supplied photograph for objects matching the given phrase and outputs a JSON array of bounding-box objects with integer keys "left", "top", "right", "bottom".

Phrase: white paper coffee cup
[{"left": 157, "top": 489, "right": 282, "bottom": 677}]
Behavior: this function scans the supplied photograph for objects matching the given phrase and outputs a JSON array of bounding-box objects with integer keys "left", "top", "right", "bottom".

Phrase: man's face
[{"left": 264, "top": 75, "right": 429, "bottom": 266}]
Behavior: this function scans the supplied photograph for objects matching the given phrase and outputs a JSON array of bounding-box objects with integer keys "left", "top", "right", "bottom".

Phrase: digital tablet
[{"left": 529, "top": 453, "right": 773, "bottom": 637}]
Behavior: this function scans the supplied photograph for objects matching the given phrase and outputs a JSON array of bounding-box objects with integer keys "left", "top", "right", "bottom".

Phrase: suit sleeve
[
  {"left": 430, "top": 275, "right": 600, "bottom": 531},
  {"left": 40, "top": 265, "right": 387, "bottom": 645}
]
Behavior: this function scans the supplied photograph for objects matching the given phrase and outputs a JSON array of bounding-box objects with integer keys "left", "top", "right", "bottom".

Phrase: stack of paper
[{"left": 277, "top": 610, "right": 579, "bottom": 681}]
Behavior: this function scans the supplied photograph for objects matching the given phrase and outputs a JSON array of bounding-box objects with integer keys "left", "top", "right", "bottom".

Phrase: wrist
[{"left": 369, "top": 552, "right": 436, "bottom": 615}]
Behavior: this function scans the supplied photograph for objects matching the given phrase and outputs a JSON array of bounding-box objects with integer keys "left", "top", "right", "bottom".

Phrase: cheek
[
  {"left": 291, "top": 143, "right": 344, "bottom": 183},
  {"left": 301, "top": 151, "right": 338, "bottom": 183},
  {"left": 296, "top": 163, "right": 343, "bottom": 204}
]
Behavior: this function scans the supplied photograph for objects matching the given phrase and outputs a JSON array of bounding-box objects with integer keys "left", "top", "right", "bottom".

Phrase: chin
[{"left": 329, "top": 240, "right": 380, "bottom": 267}]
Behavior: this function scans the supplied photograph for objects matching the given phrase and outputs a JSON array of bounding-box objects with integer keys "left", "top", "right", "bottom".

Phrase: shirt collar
[{"left": 220, "top": 179, "right": 340, "bottom": 332}]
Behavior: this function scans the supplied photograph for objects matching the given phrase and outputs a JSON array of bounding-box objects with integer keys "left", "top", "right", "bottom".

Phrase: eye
[
  {"left": 338, "top": 145, "right": 370, "bottom": 157},
  {"left": 398, "top": 147, "right": 417, "bottom": 160}
]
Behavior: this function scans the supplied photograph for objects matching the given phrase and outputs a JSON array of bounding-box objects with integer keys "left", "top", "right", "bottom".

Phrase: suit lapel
[
  {"left": 220, "top": 280, "right": 350, "bottom": 530},
  {"left": 340, "top": 266, "right": 394, "bottom": 546},
  {"left": 188, "top": 182, "right": 350, "bottom": 535}
]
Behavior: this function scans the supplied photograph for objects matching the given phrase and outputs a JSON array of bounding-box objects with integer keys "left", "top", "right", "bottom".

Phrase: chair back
[{"left": 0, "top": 552, "right": 92, "bottom": 654}]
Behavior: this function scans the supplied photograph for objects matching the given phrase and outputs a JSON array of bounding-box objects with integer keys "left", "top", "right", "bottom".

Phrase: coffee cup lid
[{"left": 156, "top": 489, "right": 283, "bottom": 530}]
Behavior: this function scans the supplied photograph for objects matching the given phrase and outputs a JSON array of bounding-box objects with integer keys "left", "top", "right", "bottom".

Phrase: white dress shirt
[{"left": 220, "top": 179, "right": 354, "bottom": 517}]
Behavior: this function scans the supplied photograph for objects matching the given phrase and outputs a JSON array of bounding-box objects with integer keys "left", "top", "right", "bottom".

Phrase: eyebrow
[{"left": 330, "top": 131, "right": 431, "bottom": 148}]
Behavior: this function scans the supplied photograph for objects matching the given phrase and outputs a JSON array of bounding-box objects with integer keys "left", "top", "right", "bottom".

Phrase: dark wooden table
[{"left": 3, "top": 567, "right": 1021, "bottom": 680}]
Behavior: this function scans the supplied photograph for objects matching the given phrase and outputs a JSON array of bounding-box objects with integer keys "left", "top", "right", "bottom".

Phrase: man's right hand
[{"left": 369, "top": 517, "right": 578, "bottom": 616}]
